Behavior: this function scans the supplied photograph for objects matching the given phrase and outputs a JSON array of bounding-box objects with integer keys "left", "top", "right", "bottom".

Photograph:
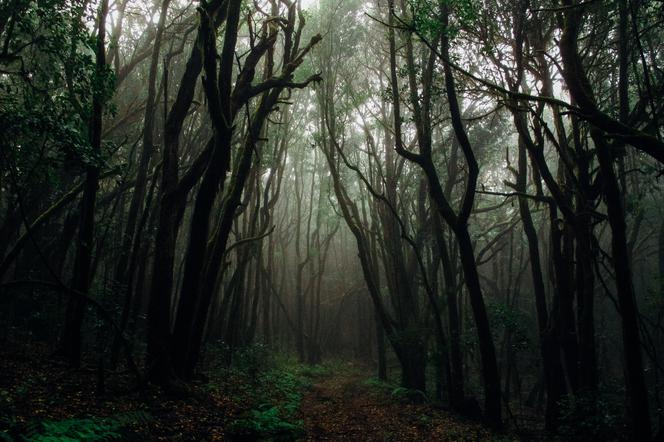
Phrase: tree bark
[{"left": 59, "top": 0, "right": 108, "bottom": 367}]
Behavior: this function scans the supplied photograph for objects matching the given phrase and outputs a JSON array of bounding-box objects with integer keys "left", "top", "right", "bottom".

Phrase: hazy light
[{"left": 300, "top": 0, "right": 319, "bottom": 10}]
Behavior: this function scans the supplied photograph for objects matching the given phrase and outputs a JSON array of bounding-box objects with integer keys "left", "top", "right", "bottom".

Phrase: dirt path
[{"left": 299, "top": 367, "right": 496, "bottom": 441}]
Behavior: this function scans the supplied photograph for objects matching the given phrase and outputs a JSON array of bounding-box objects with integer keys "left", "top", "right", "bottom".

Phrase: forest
[{"left": 1, "top": 0, "right": 663, "bottom": 439}]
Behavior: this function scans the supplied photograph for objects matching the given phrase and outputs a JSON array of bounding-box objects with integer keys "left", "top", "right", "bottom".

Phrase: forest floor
[
  {"left": 0, "top": 342, "right": 513, "bottom": 441},
  {"left": 298, "top": 367, "right": 501, "bottom": 441}
]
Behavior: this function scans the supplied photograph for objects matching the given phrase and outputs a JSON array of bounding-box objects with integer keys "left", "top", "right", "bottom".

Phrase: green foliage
[
  {"left": 363, "top": 378, "right": 428, "bottom": 403},
  {"left": 0, "top": 0, "right": 116, "bottom": 191},
  {"left": 230, "top": 343, "right": 273, "bottom": 375},
  {"left": 228, "top": 404, "right": 304, "bottom": 441},
  {"left": 212, "top": 348, "right": 314, "bottom": 440},
  {"left": 409, "top": 0, "right": 443, "bottom": 41},
  {"left": 408, "top": 0, "right": 478, "bottom": 41},
  {"left": 262, "top": 368, "right": 308, "bottom": 416},
  {"left": 21, "top": 418, "right": 120, "bottom": 441},
  {"left": 205, "top": 341, "right": 273, "bottom": 377},
  {"left": 390, "top": 386, "right": 428, "bottom": 403},
  {"left": 225, "top": 365, "right": 306, "bottom": 439},
  {"left": 0, "top": 390, "right": 17, "bottom": 441},
  {"left": 363, "top": 377, "right": 397, "bottom": 391},
  {"left": 12, "top": 412, "right": 150, "bottom": 442},
  {"left": 296, "top": 364, "right": 329, "bottom": 379},
  {"left": 556, "top": 387, "right": 627, "bottom": 441},
  {"left": 487, "top": 301, "right": 531, "bottom": 352}
]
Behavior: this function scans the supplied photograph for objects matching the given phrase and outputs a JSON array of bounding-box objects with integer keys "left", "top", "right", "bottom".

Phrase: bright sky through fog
[{"left": 300, "top": 0, "right": 319, "bottom": 10}]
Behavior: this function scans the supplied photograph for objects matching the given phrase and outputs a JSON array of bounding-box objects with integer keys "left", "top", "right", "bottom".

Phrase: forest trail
[
  {"left": 298, "top": 367, "right": 496, "bottom": 441},
  {"left": 0, "top": 350, "right": 504, "bottom": 441}
]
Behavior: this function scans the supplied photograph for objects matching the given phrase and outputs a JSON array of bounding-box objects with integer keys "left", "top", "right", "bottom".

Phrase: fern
[
  {"left": 229, "top": 405, "right": 304, "bottom": 439},
  {"left": 15, "top": 411, "right": 151, "bottom": 442},
  {"left": 390, "top": 386, "right": 428, "bottom": 403}
]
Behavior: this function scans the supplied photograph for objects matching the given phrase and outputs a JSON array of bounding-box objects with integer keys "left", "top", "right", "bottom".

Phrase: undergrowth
[
  {"left": 555, "top": 384, "right": 628, "bottom": 441},
  {"left": 363, "top": 377, "right": 427, "bottom": 403},
  {"left": 208, "top": 345, "right": 331, "bottom": 440},
  {"left": 2, "top": 411, "right": 150, "bottom": 442}
]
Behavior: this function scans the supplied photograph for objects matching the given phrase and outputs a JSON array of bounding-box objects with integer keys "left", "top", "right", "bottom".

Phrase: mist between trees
[{"left": 1, "top": 0, "right": 663, "bottom": 440}]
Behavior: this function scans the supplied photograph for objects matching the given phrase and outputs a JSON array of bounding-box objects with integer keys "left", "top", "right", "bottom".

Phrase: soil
[{"left": 299, "top": 366, "right": 497, "bottom": 441}]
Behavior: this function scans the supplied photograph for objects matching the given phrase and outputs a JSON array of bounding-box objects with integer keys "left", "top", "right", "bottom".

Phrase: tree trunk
[
  {"left": 375, "top": 308, "right": 387, "bottom": 381},
  {"left": 593, "top": 129, "right": 651, "bottom": 440},
  {"left": 59, "top": 0, "right": 108, "bottom": 367}
]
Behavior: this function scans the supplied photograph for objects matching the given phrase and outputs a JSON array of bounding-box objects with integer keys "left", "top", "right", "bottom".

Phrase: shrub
[
  {"left": 390, "top": 386, "right": 428, "bottom": 403},
  {"left": 556, "top": 389, "right": 627, "bottom": 441}
]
